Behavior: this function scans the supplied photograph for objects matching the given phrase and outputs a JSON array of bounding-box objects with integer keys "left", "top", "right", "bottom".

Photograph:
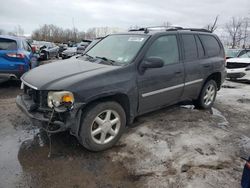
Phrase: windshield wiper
[{"left": 95, "top": 56, "right": 115, "bottom": 65}]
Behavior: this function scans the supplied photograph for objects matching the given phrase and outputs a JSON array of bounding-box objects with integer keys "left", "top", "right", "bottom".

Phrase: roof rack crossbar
[{"left": 128, "top": 26, "right": 211, "bottom": 33}]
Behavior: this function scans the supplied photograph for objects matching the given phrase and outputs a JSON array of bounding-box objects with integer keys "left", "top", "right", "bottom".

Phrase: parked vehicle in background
[
  {"left": 39, "top": 42, "right": 59, "bottom": 60},
  {"left": 226, "top": 51, "right": 250, "bottom": 80},
  {"left": 16, "top": 27, "right": 226, "bottom": 151},
  {"left": 76, "top": 40, "right": 91, "bottom": 54},
  {"left": 225, "top": 48, "right": 250, "bottom": 59},
  {"left": 82, "top": 38, "right": 102, "bottom": 54},
  {"left": 58, "top": 43, "right": 68, "bottom": 57},
  {"left": 61, "top": 47, "right": 77, "bottom": 59},
  {"left": 0, "top": 35, "right": 35, "bottom": 82}
]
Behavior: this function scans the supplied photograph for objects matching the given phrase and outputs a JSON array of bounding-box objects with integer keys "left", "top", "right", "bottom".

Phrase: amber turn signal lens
[{"left": 62, "top": 95, "right": 73, "bottom": 103}]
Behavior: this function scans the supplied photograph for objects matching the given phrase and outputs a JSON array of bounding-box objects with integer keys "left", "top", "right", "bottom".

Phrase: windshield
[
  {"left": 225, "top": 49, "right": 240, "bottom": 58},
  {"left": 238, "top": 51, "right": 250, "bottom": 58},
  {"left": 86, "top": 35, "right": 149, "bottom": 65}
]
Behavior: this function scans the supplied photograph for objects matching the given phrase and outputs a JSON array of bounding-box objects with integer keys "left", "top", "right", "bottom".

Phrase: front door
[{"left": 137, "top": 34, "right": 185, "bottom": 114}]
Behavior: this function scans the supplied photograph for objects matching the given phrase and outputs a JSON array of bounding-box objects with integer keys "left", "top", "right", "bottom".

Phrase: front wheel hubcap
[
  {"left": 91, "top": 110, "right": 121, "bottom": 145},
  {"left": 203, "top": 84, "right": 216, "bottom": 106}
]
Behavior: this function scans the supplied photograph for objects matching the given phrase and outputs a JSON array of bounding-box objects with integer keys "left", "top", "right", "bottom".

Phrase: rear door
[
  {"left": 137, "top": 34, "right": 185, "bottom": 114},
  {"left": 0, "top": 37, "right": 19, "bottom": 71},
  {"left": 180, "top": 34, "right": 204, "bottom": 100}
]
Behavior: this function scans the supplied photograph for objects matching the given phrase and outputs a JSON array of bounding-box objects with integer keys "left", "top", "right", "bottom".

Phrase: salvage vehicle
[
  {"left": 16, "top": 27, "right": 226, "bottom": 151},
  {"left": 0, "top": 35, "right": 35, "bottom": 82},
  {"left": 58, "top": 43, "right": 68, "bottom": 57},
  {"left": 226, "top": 51, "right": 250, "bottom": 80},
  {"left": 61, "top": 47, "right": 77, "bottom": 59},
  {"left": 39, "top": 42, "right": 59, "bottom": 60},
  {"left": 225, "top": 48, "right": 250, "bottom": 59},
  {"left": 76, "top": 40, "right": 91, "bottom": 54}
]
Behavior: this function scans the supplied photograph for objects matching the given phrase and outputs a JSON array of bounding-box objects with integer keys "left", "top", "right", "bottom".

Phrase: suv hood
[
  {"left": 21, "top": 58, "right": 118, "bottom": 90},
  {"left": 226, "top": 58, "right": 250, "bottom": 63}
]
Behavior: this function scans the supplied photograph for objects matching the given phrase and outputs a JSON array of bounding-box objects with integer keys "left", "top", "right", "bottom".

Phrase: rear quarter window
[
  {"left": 199, "top": 35, "right": 221, "bottom": 57},
  {"left": 0, "top": 38, "right": 17, "bottom": 50}
]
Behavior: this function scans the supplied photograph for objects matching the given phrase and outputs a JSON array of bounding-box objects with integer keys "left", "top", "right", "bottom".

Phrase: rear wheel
[
  {"left": 79, "top": 101, "right": 126, "bottom": 151},
  {"left": 194, "top": 80, "right": 217, "bottom": 109}
]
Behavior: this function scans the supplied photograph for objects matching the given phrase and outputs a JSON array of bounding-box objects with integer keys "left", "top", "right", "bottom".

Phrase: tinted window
[
  {"left": 195, "top": 35, "right": 205, "bottom": 58},
  {"left": 145, "top": 35, "right": 179, "bottom": 65},
  {"left": 182, "top": 34, "right": 198, "bottom": 60},
  {"left": 199, "top": 35, "right": 221, "bottom": 57},
  {"left": 0, "top": 38, "right": 17, "bottom": 50}
]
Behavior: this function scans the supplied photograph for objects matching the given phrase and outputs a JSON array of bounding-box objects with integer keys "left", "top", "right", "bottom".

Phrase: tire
[
  {"left": 79, "top": 101, "right": 126, "bottom": 151},
  {"left": 194, "top": 80, "right": 217, "bottom": 109}
]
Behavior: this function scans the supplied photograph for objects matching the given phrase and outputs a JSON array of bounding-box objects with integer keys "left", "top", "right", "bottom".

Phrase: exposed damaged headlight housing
[{"left": 47, "top": 91, "right": 74, "bottom": 112}]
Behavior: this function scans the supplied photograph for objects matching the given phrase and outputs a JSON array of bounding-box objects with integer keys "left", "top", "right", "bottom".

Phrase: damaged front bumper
[
  {"left": 16, "top": 94, "right": 84, "bottom": 134},
  {"left": 226, "top": 67, "right": 250, "bottom": 80}
]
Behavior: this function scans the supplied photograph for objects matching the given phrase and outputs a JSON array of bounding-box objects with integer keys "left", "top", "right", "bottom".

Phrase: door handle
[
  {"left": 175, "top": 71, "right": 182, "bottom": 74},
  {"left": 203, "top": 65, "right": 210, "bottom": 68}
]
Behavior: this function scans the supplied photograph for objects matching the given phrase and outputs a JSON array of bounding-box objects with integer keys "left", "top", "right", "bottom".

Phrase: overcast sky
[{"left": 0, "top": 0, "right": 249, "bottom": 35}]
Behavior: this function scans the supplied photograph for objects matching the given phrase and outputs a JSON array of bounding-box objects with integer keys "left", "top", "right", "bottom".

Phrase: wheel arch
[
  {"left": 204, "top": 72, "right": 222, "bottom": 90},
  {"left": 82, "top": 93, "right": 131, "bottom": 126}
]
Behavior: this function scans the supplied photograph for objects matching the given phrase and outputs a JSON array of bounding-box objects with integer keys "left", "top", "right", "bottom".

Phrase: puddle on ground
[{"left": 15, "top": 131, "right": 143, "bottom": 188}]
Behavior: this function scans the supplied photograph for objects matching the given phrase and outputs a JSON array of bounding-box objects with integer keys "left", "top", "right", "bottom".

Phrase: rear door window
[
  {"left": 181, "top": 34, "right": 198, "bottom": 61},
  {"left": 195, "top": 35, "right": 205, "bottom": 58},
  {"left": 199, "top": 35, "right": 221, "bottom": 57},
  {"left": 0, "top": 38, "right": 17, "bottom": 50}
]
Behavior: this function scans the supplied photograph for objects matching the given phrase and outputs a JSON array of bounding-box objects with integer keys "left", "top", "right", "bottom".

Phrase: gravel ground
[{"left": 0, "top": 60, "right": 250, "bottom": 188}]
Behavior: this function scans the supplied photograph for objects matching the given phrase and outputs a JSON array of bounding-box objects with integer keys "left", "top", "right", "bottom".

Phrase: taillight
[{"left": 6, "top": 53, "right": 25, "bottom": 59}]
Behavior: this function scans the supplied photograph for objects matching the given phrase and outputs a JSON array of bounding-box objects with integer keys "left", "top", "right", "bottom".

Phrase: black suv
[{"left": 16, "top": 27, "right": 226, "bottom": 151}]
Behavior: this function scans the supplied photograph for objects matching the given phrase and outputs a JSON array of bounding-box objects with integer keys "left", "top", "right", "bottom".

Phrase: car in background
[
  {"left": 225, "top": 48, "right": 250, "bottom": 59},
  {"left": 61, "top": 47, "right": 77, "bottom": 59},
  {"left": 82, "top": 38, "right": 102, "bottom": 54},
  {"left": 76, "top": 40, "right": 91, "bottom": 54},
  {"left": 39, "top": 42, "right": 59, "bottom": 60},
  {"left": 226, "top": 50, "right": 250, "bottom": 80},
  {"left": 0, "top": 35, "right": 35, "bottom": 82},
  {"left": 58, "top": 43, "right": 68, "bottom": 57}
]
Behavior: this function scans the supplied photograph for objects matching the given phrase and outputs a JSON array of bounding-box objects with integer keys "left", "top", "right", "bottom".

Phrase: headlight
[{"left": 47, "top": 91, "right": 74, "bottom": 112}]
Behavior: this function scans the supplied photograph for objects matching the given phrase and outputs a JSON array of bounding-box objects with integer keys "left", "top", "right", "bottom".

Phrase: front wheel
[
  {"left": 79, "top": 101, "right": 126, "bottom": 151},
  {"left": 194, "top": 80, "right": 217, "bottom": 109}
]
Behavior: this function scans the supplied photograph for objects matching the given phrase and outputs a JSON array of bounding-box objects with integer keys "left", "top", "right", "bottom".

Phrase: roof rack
[{"left": 128, "top": 26, "right": 211, "bottom": 33}]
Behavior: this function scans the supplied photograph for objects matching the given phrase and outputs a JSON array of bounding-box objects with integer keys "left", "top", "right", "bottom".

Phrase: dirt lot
[{"left": 0, "top": 62, "right": 250, "bottom": 187}]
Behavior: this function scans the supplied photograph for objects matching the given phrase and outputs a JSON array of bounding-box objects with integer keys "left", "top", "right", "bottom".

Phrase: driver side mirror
[{"left": 140, "top": 57, "right": 164, "bottom": 73}]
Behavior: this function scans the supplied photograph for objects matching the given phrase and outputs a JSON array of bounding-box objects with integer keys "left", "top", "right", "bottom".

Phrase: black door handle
[
  {"left": 175, "top": 71, "right": 182, "bottom": 74},
  {"left": 203, "top": 65, "right": 210, "bottom": 68}
]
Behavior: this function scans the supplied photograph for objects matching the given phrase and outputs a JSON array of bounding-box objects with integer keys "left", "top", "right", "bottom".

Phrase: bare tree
[
  {"left": 242, "top": 17, "right": 250, "bottom": 48},
  {"left": 225, "top": 17, "right": 246, "bottom": 48},
  {"left": 206, "top": 15, "right": 219, "bottom": 32},
  {"left": 13, "top": 25, "right": 24, "bottom": 36}
]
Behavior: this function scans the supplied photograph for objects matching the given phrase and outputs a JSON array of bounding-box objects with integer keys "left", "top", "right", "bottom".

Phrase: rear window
[
  {"left": 199, "top": 35, "right": 221, "bottom": 57},
  {"left": 0, "top": 38, "right": 17, "bottom": 50}
]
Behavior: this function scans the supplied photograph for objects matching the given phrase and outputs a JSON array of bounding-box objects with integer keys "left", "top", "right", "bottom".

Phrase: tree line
[{"left": 0, "top": 16, "right": 249, "bottom": 48}]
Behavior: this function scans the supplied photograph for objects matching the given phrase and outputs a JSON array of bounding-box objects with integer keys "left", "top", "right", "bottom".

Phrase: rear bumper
[
  {"left": 16, "top": 94, "right": 84, "bottom": 134},
  {"left": 226, "top": 68, "right": 250, "bottom": 80},
  {"left": 0, "top": 71, "right": 25, "bottom": 80}
]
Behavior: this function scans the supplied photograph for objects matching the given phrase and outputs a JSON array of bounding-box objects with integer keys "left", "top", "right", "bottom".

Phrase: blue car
[{"left": 0, "top": 35, "right": 36, "bottom": 81}]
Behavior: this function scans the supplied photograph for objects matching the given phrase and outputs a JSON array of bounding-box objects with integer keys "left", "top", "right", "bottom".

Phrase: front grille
[
  {"left": 24, "top": 85, "right": 48, "bottom": 108},
  {"left": 227, "top": 62, "right": 250, "bottom": 69}
]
